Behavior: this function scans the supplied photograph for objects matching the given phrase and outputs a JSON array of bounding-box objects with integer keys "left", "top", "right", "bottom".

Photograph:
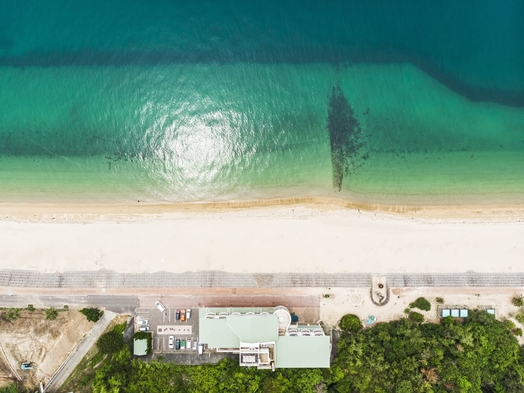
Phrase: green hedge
[{"left": 409, "top": 297, "right": 431, "bottom": 311}]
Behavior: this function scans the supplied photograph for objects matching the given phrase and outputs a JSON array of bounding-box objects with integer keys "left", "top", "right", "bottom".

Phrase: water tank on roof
[{"left": 273, "top": 305, "right": 291, "bottom": 332}]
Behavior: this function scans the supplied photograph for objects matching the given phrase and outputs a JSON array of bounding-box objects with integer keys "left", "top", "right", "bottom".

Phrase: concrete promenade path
[{"left": 1, "top": 269, "right": 524, "bottom": 288}]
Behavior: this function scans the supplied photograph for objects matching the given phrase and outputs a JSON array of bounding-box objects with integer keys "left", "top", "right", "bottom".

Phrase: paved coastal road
[{"left": 0, "top": 294, "right": 138, "bottom": 313}]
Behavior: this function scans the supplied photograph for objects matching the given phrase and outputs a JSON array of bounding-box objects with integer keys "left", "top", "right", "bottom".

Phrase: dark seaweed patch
[{"left": 327, "top": 84, "right": 366, "bottom": 191}]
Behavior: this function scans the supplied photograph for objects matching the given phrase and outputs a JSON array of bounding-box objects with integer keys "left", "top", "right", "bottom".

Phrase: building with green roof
[
  {"left": 133, "top": 337, "right": 148, "bottom": 356},
  {"left": 199, "top": 306, "right": 330, "bottom": 369}
]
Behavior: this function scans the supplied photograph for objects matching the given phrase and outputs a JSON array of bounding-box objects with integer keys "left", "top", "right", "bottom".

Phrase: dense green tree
[
  {"left": 97, "top": 331, "right": 125, "bottom": 355},
  {"left": 80, "top": 307, "right": 104, "bottom": 322},
  {"left": 409, "top": 297, "right": 431, "bottom": 311},
  {"left": 408, "top": 311, "right": 424, "bottom": 322},
  {"left": 339, "top": 314, "right": 363, "bottom": 333},
  {"left": 332, "top": 310, "right": 524, "bottom": 392}
]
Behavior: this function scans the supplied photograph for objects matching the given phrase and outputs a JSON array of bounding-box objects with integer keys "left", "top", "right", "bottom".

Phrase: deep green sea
[{"left": 1, "top": 1, "right": 524, "bottom": 204}]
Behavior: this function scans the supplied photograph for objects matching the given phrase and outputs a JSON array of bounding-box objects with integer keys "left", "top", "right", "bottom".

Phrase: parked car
[
  {"left": 138, "top": 319, "right": 148, "bottom": 325},
  {"left": 181, "top": 340, "right": 186, "bottom": 350},
  {"left": 21, "top": 362, "right": 35, "bottom": 370},
  {"left": 175, "top": 309, "right": 180, "bottom": 320},
  {"left": 198, "top": 343, "right": 203, "bottom": 354},
  {"left": 175, "top": 338, "right": 181, "bottom": 350},
  {"left": 139, "top": 326, "right": 150, "bottom": 332},
  {"left": 187, "top": 339, "right": 192, "bottom": 350},
  {"left": 186, "top": 309, "right": 192, "bottom": 319},
  {"left": 168, "top": 336, "right": 174, "bottom": 349},
  {"left": 180, "top": 309, "right": 186, "bottom": 322},
  {"left": 155, "top": 301, "right": 166, "bottom": 312},
  {"left": 193, "top": 340, "right": 197, "bottom": 350}
]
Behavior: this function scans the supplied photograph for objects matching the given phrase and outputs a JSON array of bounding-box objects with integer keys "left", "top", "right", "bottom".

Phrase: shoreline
[{"left": 2, "top": 197, "right": 524, "bottom": 222}]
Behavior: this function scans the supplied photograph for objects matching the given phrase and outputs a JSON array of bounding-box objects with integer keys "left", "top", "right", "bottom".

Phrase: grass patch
[
  {"left": 45, "top": 307, "right": 59, "bottom": 320},
  {"left": 5, "top": 308, "right": 22, "bottom": 321},
  {"left": 112, "top": 322, "right": 127, "bottom": 335}
]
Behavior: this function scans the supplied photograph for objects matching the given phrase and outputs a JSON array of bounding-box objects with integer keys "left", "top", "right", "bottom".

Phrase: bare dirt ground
[{"left": 0, "top": 309, "right": 93, "bottom": 390}]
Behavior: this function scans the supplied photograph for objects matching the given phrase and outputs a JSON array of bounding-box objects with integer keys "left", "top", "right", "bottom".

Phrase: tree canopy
[
  {"left": 331, "top": 310, "right": 524, "bottom": 392},
  {"left": 97, "top": 330, "right": 125, "bottom": 354},
  {"left": 92, "top": 354, "right": 324, "bottom": 393},
  {"left": 67, "top": 310, "right": 524, "bottom": 393},
  {"left": 409, "top": 297, "right": 431, "bottom": 311},
  {"left": 339, "top": 314, "right": 363, "bottom": 333},
  {"left": 80, "top": 307, "right": 104, "bottom": 322}
]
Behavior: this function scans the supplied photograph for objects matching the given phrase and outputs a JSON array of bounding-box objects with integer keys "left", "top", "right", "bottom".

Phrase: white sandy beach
[{"left": 1, "top": 204, "right": 523, "bottom": 274}]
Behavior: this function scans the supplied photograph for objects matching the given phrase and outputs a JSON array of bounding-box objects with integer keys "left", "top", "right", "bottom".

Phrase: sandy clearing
[
  {"left": 0, "top": 310, "right": 93, "bottom": 389},
  {"left": 0, "top": 206, "right": 523, "bottom": 275},
  {"left": 319, "top": 287, "right": 524, "bottom": 345}
]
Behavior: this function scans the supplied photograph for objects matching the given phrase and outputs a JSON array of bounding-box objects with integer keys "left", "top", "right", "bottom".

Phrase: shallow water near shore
[{"left": 1, "top": 1, "right": 523, "bottom": 205}]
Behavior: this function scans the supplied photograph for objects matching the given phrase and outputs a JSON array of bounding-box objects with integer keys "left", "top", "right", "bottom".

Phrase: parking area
[{"left": 135, "top": 306, "right": 200, "bottom": 354}]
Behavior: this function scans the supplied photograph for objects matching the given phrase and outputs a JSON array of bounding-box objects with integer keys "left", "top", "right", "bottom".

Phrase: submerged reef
[{"left": 327, "top": 83, "right": 366, "bottom": 190}]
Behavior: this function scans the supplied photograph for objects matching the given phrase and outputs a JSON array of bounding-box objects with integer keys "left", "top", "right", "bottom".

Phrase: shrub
[
  {"left": 27, "top": 304, "right": 35, "bottom": 312},
  {"left": 515, "top": 313, "right": 524, "bottom": 325},
  {"left": 504, "top": 319, "right": 516, "bottom": 330},
  {"left": 45, "top": 307, "right": 59, "bottom": 320},
  {"left": 514, "top": 328, "right": 523, "bottom": 337},
  {"left": 409, "top": 311, "right": 424, "bottom": 323},
  {"left": 0, "top": 383, "right": 23, "bottom": 393},
  {"left": 404, "top": 308, "right": 411, "bottom": 314},
  {"left": 5, "top": 308, "right": 21, "bottom": 321},
  {"left": 511, "top": 294, "right": 524, "bottom": 307},
  {"left": 339, "top": 314, "right": 363, "bottom": 333},
  {"left": 409, "top": 297, "right": 431, "bottom": 311},
  {"left": 80, "top": 308, "right": 104, "bottom": 323},
  {"left": 97, "top": 331, "right": 125, "bottom": 354},
  {"left": 436, "top": 297, "right": 444, "bottom": 304}
]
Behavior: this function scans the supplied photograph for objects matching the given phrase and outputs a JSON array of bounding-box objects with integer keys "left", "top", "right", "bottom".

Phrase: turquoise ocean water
[{"left": 1, "top": 1, "right": 524, "bottom": 204}]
